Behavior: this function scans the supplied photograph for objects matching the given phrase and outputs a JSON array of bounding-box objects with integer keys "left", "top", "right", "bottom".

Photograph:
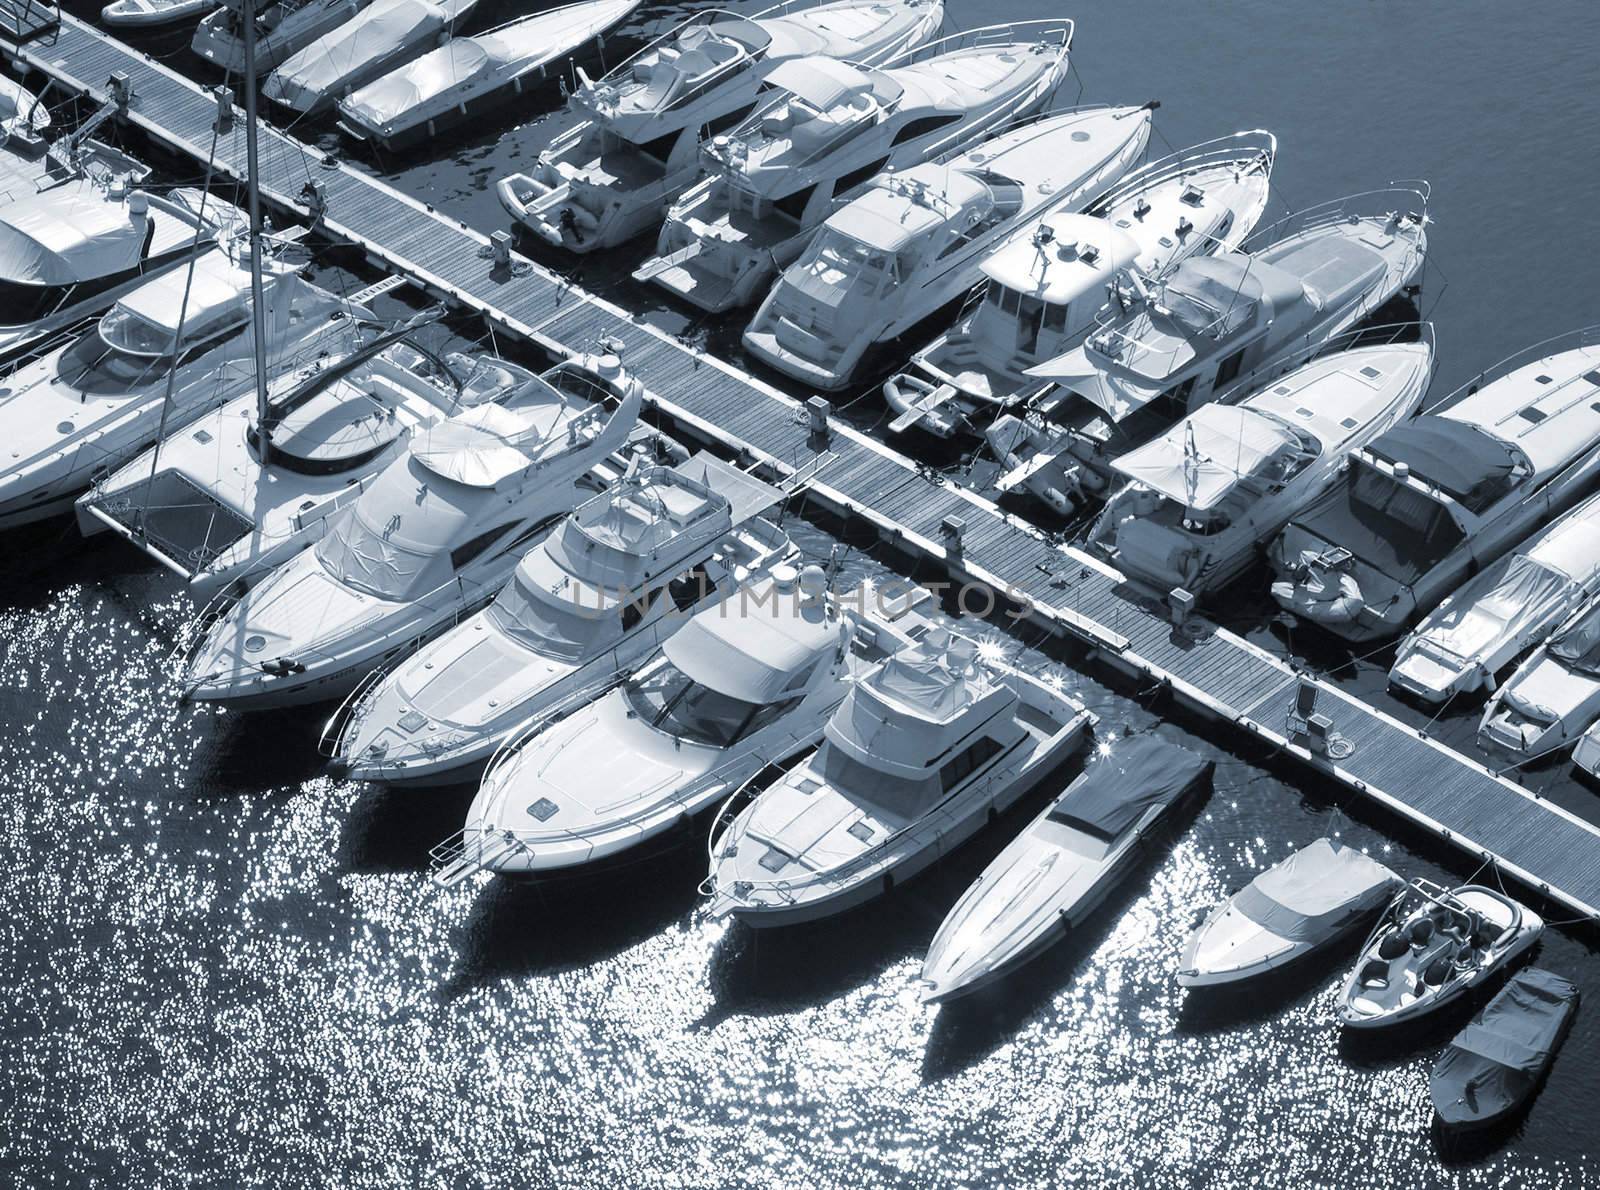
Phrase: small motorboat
[
  {"left": 1431, "top": 967, "right": 1577, "bottom": 1130},
  {"left": 0, "top": 185, "right": 244, "bottom": 363},
  {"left": 1390, "top": 488, "right": 1600, "bottom": 706},
  {"left": 1087, "top": 337, "right": 1433, "bottom": 597},
  {"left": 0, "top": 248, "right": 364, "bottom": 530},
  {"left": 324, "top": 451, "right": 793, "bottom": 784},
  {"left": 1337, "top": 879, "right": 1542, "bottom": 1030},
  {"left": 263, "top": 0, "right": 480, "bottom": 116},
  {"left": 1175, "top": 837, "right": 1399, "bottom": 988},
  {"left": 430, "top": 569, "right": 934, "bottom": 881},
  {"left": 497, "top": 0, "right": 943, "bottom": 253},
  {"left": 1272, "top": 328, "right": 1600, "bottom": 645},
  {"left": 742, "top": 105, "right": 1153, "bottom": 391},
  {"left": 180, "top": 360, "right": 654, "bottom": 709},
  {"left": 337, "top": 0, "right": 641, "bottom": 151},
  {"left": 1479, "top": 596, "right": 1600, "bottom": 763},
  {"left": 635, "top": 20, "right": 1074, "bottom": 313},
  {"left": 703, "top": 626, "right": 1094, "bottom": 927},
  {"left": 918, "top": 734, "right": 1212, "bottom": 1003},
  {"left": 889, "top": 129, "right": 1275, "bottom": 440},
  {"left": 193, "top": 0, "right": 374, "bottom": 78},
  {"left": 102, "top": 0, "right": 213, "bottom": 27}
]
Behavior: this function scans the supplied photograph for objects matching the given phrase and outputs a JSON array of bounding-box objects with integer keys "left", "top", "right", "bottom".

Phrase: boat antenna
[{"left": 242, "top": 0, "right": 273, "bottom": 470}]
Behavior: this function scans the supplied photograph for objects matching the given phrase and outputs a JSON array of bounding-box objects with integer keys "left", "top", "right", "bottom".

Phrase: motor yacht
[
  {"left": 429, "top": 570, "right": 936, "bottom": 881},
  {"left": 1338, "top": 879, "right": 1542, "bottom": 1029},
  {"left": 1271, "top": 329, "right": 1600, "bottom": 644},
  {"left": 0, "top": 185, "right": 244, "bottom": 363},
  {"left": 889, "top": 130, "right": 1274, "bottom": 439},
  {"left": 918, "top": 733, "right": 1212, "bottom": 1003},
  {"left": 1477, "top": 596, "right": 1600, "bottom": 764},
  {"left": 103, "top": 0, "right": 213, "bottom": 27},
  {"left": 1389, "top": 489, "right": 1600, "bottom": 706},
  {"left": 337, "top": 0, "right": 641, "bottom": 151},
  {"left": 262, "top": 0, "right": 481, "bottom": 116},
  {"left": 496, "top": 0, "right": 943, "bottom": 253},
  {"left": 0, "top": 247, "right": 363, "bottom": 530},
  {"left": 990, "top": 187, "right": 1428, "bottom": 515},
  {"left": 742, "top": 106, "right": 1153, "bottom": 391},
  {"left": 704, "top": 626, "right": 1094, "bottom": 927},
  {"left": 324, "top": 451, "right": 793, "bottom": 783},
  {"left": 1175, "top": 837, "right": 1399, "bottom": 988},
  {"left": 1086, "top": 337, "right": 1432, "bottom": 597},
  {"left": 635, "top": 21, "right": 1073, "bottom": 313},
  {"left": 180, "top": 359, "right": 657, "bottom": 709},
  {"left": 193, "top": 0, "right": 374, "bottom": 77}
]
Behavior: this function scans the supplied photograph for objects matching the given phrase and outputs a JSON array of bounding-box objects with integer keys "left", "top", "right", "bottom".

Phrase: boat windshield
[
  {"left": 1550, "top": 604, "right": 1600, "bottom": 676},
  {"left": 815, "top": 742, "right": 937, "bottom": 819},
  {"left": 622, "top": 660, "right": 769, "bottom": 749},
  {"left": 98, "top": 304, "right": 177, "bottom": 356},
  {"left": 803, "top": 228, "right": 897, "bottom": 290},
  {"left": 313, "top": 508, "right": 447, "bottom": 601},
  {"left": 55, "top": 318, "right": 174, "bottom": 395},
  {"left": 487, "top": 572, "right": 614, "bottom": 662}
]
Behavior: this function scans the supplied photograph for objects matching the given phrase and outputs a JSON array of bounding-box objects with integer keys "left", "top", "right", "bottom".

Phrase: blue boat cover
[
  {"left": 1048, "top": 734, "right": 1212, "bottom": 839},
  {"left": 1451, "top": 967, "right": 1577, "bottom": 1074},
  {"left": 1365, "top": 416, "right": 1520, "bottom": 513}
]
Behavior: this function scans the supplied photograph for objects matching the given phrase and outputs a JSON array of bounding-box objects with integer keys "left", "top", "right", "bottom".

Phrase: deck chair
[{"left": 1286, "top": 678, "right": 1318, "bottom": 740}]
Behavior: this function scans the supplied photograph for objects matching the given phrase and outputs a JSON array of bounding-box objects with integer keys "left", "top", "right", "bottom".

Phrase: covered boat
[
  {"left": 1431, "top": 967, "right": 1578, "bottom": 1129},
  {"left": 1176, "top": 838, "right": 1399, "bottom": 988},
  {"left": 338, "top": 0, "right": 641, "bottom": 150},
  {"left": 1390, "top": 489, "right": 1600, "bottom": 706},
  {"left": 919, "top": 734, "right": 1213, "bottom": 1003},
  {"left": 1479, "top": 596, "right": 1600, "bottom": 763},
  {"left": 193, "top": 0, "right": 373, "bottom": 78}
]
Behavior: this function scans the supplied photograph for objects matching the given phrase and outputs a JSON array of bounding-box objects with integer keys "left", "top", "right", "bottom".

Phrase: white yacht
[
  {"left": 1479, "top": 597, "right": 1600, "bottom": 763},
  {"left": 262, "top": 0, "right": 481, "bottom": 116},
  {"left": 704, "top": 626, "right": 1094, "bottom": 927},
  {"left": 0, "top": 248, "right": 363, "bottom": 530},
  {"left": 991, "top": 187, "right": 1429, "bottom": 515},
  {"left": 180, "top": 362, "right": 654, "bottom": 709},
  {"left": 1271, "top": 330, "right": 1600, "bottom": 644},
  {"left": 1338, "top": 880, "right": 1542, "bottom": 1030},
  {"left": 0, "top": 185, "right": 243, "bottom": 363},
  {"left": 496, "top": 0, "right": 943, "bottom": 253},
  {"left": 324, "top": 451, "right": 793, "bottom": 783},
  {"left": 918, "top": 734, "right": 1213, "bottom": 1003},
  {"left": 430, "top": 571, "right": 935, "bottom": 881},
  {"left": 193, "top": 0, "right": 373, "bottom": 77},
  {"left": 1389, "top": 489, "right": 1600, "bottom": 706},
  {"left": 742, "top": 106, "right": 1153, "bottom": 391},
  {"left": 337, "top": 0, "right": 641, "bottom": 151},
  {"left": 635, "top": 21, "right": 1073, "bottom": 313},
  {"left": 102, "top": 0, "right": 212, "bottom": 27},
  {"left": 888, "top": 130, "right": 1275, "bottom": 439},
  {"left": 1086, "top": 338, "right": 1432, "bottom": 597},
  {"left": 1175, "top": 838, "right": 1399, "bottom": 989}
]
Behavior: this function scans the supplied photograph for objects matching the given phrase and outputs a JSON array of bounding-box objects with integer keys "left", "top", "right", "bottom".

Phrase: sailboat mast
[{"left": 241, "top": 0, "right": 272, "bottom": 468}]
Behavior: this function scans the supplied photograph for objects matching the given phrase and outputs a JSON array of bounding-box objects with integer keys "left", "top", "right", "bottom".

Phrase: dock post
[
  {"left": 107, "top": 70, "right": 130, "bottom": 112},
  {"left": 489, "top": 230, "right": 512, "bottom": 271},
  {"left": 941, "top": 515, "right": 965, "bottom": 564},
  {"left": 1167, "top": 587, "right": 1195, "bottom": 625},
  {"left": 806, "top": 396, "right": 830, "bottom": 450},
  {"left": 213, "top": 84, "right": 234, "bottom": 131}
]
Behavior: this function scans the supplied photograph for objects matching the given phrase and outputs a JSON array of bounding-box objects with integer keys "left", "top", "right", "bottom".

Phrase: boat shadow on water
[
  {"left": 1174, "top": 947, "right": 1349, "bottom": 1035},
  {"left": 336, "top": 778, "right": 479, "bottom": 874}
]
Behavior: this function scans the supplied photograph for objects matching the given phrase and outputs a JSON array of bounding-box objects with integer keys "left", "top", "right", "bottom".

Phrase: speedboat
[
  {"left": 0, "top": 185, "right": 244, "bottom": 363},
  {"left": 337, "top": 1, "right": 641, "bottom": 151},
  {"left": 1086, "top": 337, "right": 1433, "bottom": 597},
  {"left": 180, "top": 361, "right": 654, "bottom": 709},
  {"left": 325, "top": 451, "right": 793, "bottom": 784},
  {"left": 193, "top": 0, "right": 373, "bottom": 77},
  {"left": 262, "top": 0, "right": 481, "bottom": 116},
  {"left": 430, "top": 569, "right": 935, "bottom": 881},
  {"left": 1338, "top": 879, "right": 1542, "bottom": 1029},
  {"left": 1478, "top": 596, "right": 1600, "bottom": 763},
  {"left": 496, "top": 0, "right": 943, "bottom": 253},
  {"left": 0, "top": 248, "right": 363, "bottom": 530},
  {"left": 1389, "top": 489, "right": 1600, "bottom": 705},
  {"left": 1175, "top": 837, "right": 1399, "bottom": 988},
  {"left": 103, "top": 0, "right": 212, "bottom": 27},
  {"left": 1431, "top": 967, "right": 1577, "bottom": 1130},
  {"left": 889, "top": 130, "right": 1274, "bottom": 439},
  {"left": 918, "top": 734, "right": 1212, "bottom": 1003},
  {"left": 635, "top": 21, "right": 1074, "bottom": 313},
  {"left": 742, "top": 106, "right": 1153, "bottom": 391},
  {"left": 704, "top": 626, "right": 1094, "bottom": 927},
  {"left": 991, "top": 187, "right": 1429, "bottom": 515},
  {"left": 1271, "top": 329, "right": 1600, "bottom": 644}
]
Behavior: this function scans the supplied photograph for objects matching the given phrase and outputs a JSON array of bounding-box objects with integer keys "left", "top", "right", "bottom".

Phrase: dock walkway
[{"left": 8, "top": 14, "right": 1600, "bottom": 921}]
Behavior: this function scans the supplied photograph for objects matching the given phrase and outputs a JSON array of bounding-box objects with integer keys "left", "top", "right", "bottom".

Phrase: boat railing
[
  {"left": 1242, "top": 184, "right": 1429, "bottom": 258},
  {"left": 1088, "top": 128, "right": 1277, "bottom": 232},
  {"left": 1207, "top": 320, "right": 1435, "bottom": 411},
  {"left": 1423, "top": 323, "right": 1600, "bottom": 414},
  {"left": 428, "top": 821, "right": 534, "bottom": 887},
  {"left": 878, "top": 18, "right": 1072, "bottom": 71}
]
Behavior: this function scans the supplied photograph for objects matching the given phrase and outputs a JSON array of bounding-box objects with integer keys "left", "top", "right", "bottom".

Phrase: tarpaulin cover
[
  {"left": 0, "top": 189, "right": 145, "bottom": 286},
  {"left": 762, "top": 57, "right": 872, "bottom": 110},
  {"left": 1232, "top": 838, "right": 1396, "bottom": 942},
  {"left": 347, "top": 38, "right": 491, "bottom": 122},
  {"left": 1549, "top": 599, "right": 1600, "bottom": 675},
  {"left": 1113, "top": 403, "right": 1298, "bottom": 511},
  {"left": 1400, "top": 554, "right": 1577, "bottom": 666},
  {"left": 1364, "top": 415, "right": 1519, "bottom": 513},
  {"left": 267, "top": 0, "right": 444, "bottom": 103},
  {"left": 1430, "top": 967, "right": 1577, "bottom": 1125},
  {"left": 1049, "top": 734, "right": 1211, "bottom": 838},
  {"left": 1285, "top": 459, "right": 1466, "bottom": 584}
]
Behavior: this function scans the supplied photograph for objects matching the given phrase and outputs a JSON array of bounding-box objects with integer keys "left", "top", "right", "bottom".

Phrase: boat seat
[
  {"left": 1406, "top": 917, "right": 1435, "bottom": 948},
  {"left": 1358, "top": 958, "right": 1389, "bottom": 989},
  {"left": 1422, "top": 955, "right": 1452, "bottom": 986},
  {"left": 1377, "top": 932, "right": 1408, "bottom": 961}
]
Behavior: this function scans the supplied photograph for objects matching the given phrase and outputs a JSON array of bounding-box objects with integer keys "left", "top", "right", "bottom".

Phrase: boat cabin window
[
  {"left": 889, "top": 113, "right": 962, "bottom": 148},
  {"left": 668, "top": 563, "right": 717, "bottom": 611},
  {"left": 635, "top": 126, "right": 683, "bottom": 166},
  {"left": 620, "top": 585, "right": 663, "bottom": 631},
  {"left": 773, "top": 184, "right": 816, "bottom": 226},
  {"left": 1016, "top": 297, "right": 1045, "bottom": 355},
  {"left": 623, "top": 661, "right": 799, "bottom": 748},
  {"left": 833, "top": 155, "right": 889, "bottom": 199},
  {"left": 1043, "top": 301, "right": 1070, "bottom": 334},
  {"left": 449, "top": 523, "right": 515, "bottom": 572},
  {"left": 1343, "top": 460, "right": 1466, "bottom": 570},
  {"left": 815, "top": 742, "right": 935, "bottom": 812},
  {"left": 805, "top": 229, "right": 897, "bottom": 290},
  {"left": 57, "top": 327, "right": 173, "bottom": 394},
  {"left": 1214, "top": 347, "right": 1247, "bottom": 389},
  {"left": 938, "top": 735, "right": 1004, "bottom": 792}
]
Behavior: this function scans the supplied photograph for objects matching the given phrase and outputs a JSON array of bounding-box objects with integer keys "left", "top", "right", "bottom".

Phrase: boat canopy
[
  {"left": 1549, "top": 600, "right": 1600, "bottom": 674},
  {"left": 0, "top": 189, "right": 149, "bottom": 285},
  {"left": 830, "top": 168, "right": 990, "bottom": 254},
  {"left": 270, "top": 0, "right": 446, "bottom": 100},
  {"left": 763, "top": 57, "right": 878, "bottom": 109},
  {"left": 1364, "top": 416, "right": 1521, "bottom": 513},
  {"left": 1113, "top": 404, "right": 1303, "bottom": 511},
  {"left": 1406, "top": 554, "right": 1581, "bottom": 665},
  {"left": 413, "top": 387, "right": 583, "bottom": 487},
  {"left": 1046, "top": 734, "right": 1209, "bottom": 839},
  {"left": 663, "top": 582, "right": 844, "bottom": 702},
  {"left": 115, "top": 249, "right": 256, "bottom": 339},
  {"left": 1233, "top": 839, "right": 1395, "bottom": 941},
  {"left": 1449, "top": 968, "right": 1577, "bottom": 1075}
]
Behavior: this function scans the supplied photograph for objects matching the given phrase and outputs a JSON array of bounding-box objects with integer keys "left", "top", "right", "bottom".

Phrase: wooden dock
[{"left": 8, "top": 14, "right": 1600, "bottom": 922}]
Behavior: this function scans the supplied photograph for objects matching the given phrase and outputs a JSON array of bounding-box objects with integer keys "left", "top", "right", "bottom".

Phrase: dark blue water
[{"left": 6, "top": 0, "right": 1600, "bottom": 1184}]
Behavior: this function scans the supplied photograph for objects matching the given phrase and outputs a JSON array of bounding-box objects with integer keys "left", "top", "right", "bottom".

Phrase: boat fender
[{"left": 882, "top": 871, "right": 894, "bottom": 894}]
